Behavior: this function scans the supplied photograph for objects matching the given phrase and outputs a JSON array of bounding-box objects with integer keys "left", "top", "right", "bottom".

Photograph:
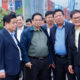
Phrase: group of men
[{"left": 0, "top": 9, "right": 80, "bottom": 80}]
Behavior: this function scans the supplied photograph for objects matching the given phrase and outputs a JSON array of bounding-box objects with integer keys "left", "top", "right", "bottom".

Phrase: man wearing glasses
[
  {"left": 68, "top": 10, "right": 80, "bottom": 80},
  {"left": 20, "top": 13, "right": 50, "bottom": 80}
]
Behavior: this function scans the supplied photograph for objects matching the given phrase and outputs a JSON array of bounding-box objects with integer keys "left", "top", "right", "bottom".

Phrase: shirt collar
[
  {"left": 33, "top": 26, "right": 42, "bottom": 32},
  {"left": 46, "top": 24, "right": 53, "bottom": 29},
  {"left": 17, "top": 26, "right": 24, "bottom": 30},
  {"left": 75, "top": 27, "right": 80, "bottom": 31},
  {"left": 4, "top": 27, "right": 15, "bottom": 36},
  {"left": 56, "top": 21, "right": 65, "bottom": 29}
]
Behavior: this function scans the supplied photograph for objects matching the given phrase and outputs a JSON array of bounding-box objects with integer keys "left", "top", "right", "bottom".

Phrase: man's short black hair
[
  {"left": 45, "top": 11, "right": 54, "bottom": 17},
  {"left": 26, "top": 18, "right": 32, "bottom": 23},
  {"left": 17, "top": 14, "right": 24, "bottom": 19},
  {"left": 53, "top": 9, "right": 64, "bottom": 17},
  {"left": 3, "top": 12, "right": 16, "bottom": 26},
  {"left": 32, "top": 13, "right": 43, "bottom": 20},
  {"left": 70, "top": 10, "right": 80, "bottom": 18}
]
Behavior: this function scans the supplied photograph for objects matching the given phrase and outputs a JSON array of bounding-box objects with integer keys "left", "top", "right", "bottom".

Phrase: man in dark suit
[
  {"left": 50, "top": 9, "right": 76, "bottom": 80},
  {"left": 15, "top": 15, "right": 27, "bottom": 42},
  {"left": 42, "top": 11, "right": 56, "bottom": 80},
  {"left": 68, "top": 10, "right": 80, "bottom": 80},
  {"left": 14, "top": 15, "right": 27, "bottom": 80},
  {"left": 0, "top": 12, "right": 21, "bottom": 80}
]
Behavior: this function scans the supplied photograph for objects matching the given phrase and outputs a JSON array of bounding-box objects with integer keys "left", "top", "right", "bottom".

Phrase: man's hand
[
  {"left": 68, "top": 65, "right": 74, "bottom": 74},
  {"left": 49, "top": 64, "right": 51, "bottom": 67},
  {"left": 52, "top": 64, "right": 56, "bottom": 69},
  {"left": 0, "top": 72, "right": 6, "bottom": 78},
  {"left": 25, "top": 62, "right": 32, "bottom": 69}
]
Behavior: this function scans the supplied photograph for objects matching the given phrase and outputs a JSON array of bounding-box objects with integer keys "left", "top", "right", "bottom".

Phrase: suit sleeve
[
  {"left": 0, "top": 34, "right": 5, "bottom": 70},
  {"left": 20, "top": 31, "right": 30, "bottom": 63},
  {"left": 68, "top": 33, "right": 72, "bottom": 65},
  {"left": 67, "top": 24, "right": 75, "bottom": 66},
  {"left": 49, "top": 30, "right": 56, "bottom": 64}
]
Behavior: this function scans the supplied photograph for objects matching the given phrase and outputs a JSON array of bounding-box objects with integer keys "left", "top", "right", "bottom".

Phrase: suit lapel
[
  {"left": 51, "top": 25, "right": 57, "bottom": 41},
  {"left": 41, "top": 26, "right": 49, "bottom": 38},
  {"left": 3, "top": 28, "right": 18, "bottom": 49},
  {"left": 65, "top": 22, "right": 68, "bottom": 40},
  {"left": 71, "top": 28, "right": 76, "bottom": 48},
  {"left": 24, "top": 25, "right": 27, "bottom": 29},
  {"left": 14, "top": 28, "right": 17, "bottom": 38}
]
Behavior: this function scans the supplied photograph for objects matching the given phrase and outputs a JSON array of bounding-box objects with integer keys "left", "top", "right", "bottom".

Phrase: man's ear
[{"left": 5, "top": 22, "right": 9, "bottom": 28}]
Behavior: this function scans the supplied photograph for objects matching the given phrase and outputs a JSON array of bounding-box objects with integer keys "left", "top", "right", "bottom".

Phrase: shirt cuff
[{"left": 0, "top": 70, "right": 5, "bottom": 73}]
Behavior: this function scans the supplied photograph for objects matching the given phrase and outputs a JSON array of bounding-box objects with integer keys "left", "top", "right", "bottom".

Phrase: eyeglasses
[
  {"left": 72, "top": 16, "right": 80, "bottom": 20},
  {"left": 54, "top": 15, "right": 63, "bottom": 18},
  {"left": 33, "top": 19, "right": 42, "bottom": 22}
]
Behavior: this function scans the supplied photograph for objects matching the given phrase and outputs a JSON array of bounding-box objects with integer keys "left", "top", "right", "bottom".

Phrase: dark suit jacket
[
  {"left": 0, "top": 28, "right": 21, "bottom": 76},
  {"left": 20, "top": 26, "right": 50, "bottom": 63},
  {"left": 69, "top": 27, "right": 80, "bottom": 66},
  {"left": 42, "top": 24, "right": 54, "bottom": 35},
  {"left": 42, "top": 24, "right": 54, "bottom": 64},
  {"left": 50, "top": 22, "right": 75, "bottom": 64},
  {"left": 15, "top": 25, "right": 27, "bottom": 39}
]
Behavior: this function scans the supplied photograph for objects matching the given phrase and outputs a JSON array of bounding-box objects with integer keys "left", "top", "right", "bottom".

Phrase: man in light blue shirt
[
  {"left": 50, "top": 9, "right": 76, "bottom": 80},
  {"left": 54, "top": 23, "right": 67, "bottom": 55}
]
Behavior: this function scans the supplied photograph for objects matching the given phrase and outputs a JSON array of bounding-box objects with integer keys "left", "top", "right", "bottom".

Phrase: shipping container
[
  {"left": 15, "top": 0, "right": 22, "bottom": 10},
  {"left": 8, "top": 0, "right": 15, "bottom": 11},
  {"left": 2, "top": 0, "right": 8, "bottom": 11}
]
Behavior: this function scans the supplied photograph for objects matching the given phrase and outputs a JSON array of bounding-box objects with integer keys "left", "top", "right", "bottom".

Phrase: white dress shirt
[
  {"left": 47, "top": 27, "right": 50, "bottom": 36},
  {"left": 17, "top": 26, "right": 24, "bottom": 42}
]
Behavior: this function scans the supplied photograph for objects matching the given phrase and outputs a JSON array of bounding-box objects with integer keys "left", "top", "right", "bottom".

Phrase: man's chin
[{"left": 57, "top": 23, "right": 63, "bottom": 25}]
